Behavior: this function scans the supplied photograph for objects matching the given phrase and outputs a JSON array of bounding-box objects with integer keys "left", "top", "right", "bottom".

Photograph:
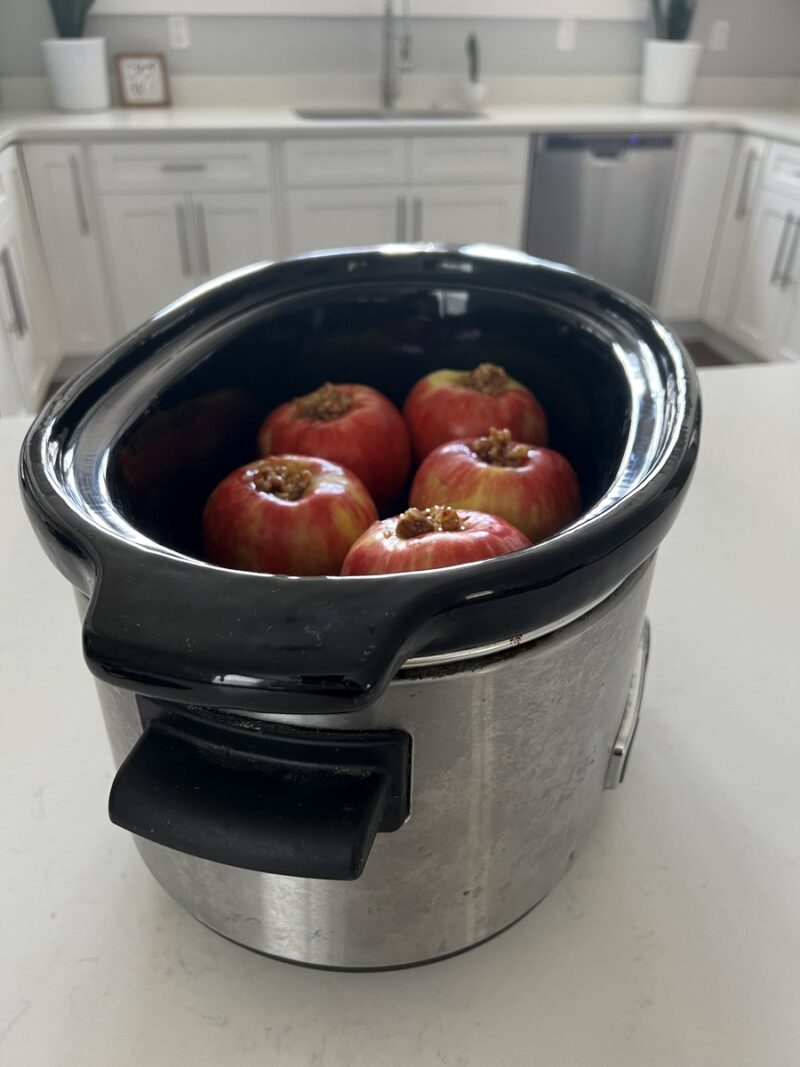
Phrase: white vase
[
  {"left": 462, "top": 81, "right": 487, "bottom": 111},
  {"left": 641, "top": 39, "right": 703, "bottom": 107},
  {"left": 42, "top": 38, "right": 110, "bottom": 112}
]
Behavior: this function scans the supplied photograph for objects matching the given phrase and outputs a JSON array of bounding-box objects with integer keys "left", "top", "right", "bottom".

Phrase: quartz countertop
[
  {"left": 1, "top": 103, "right": 800, "bottom": 150},
  {"left": 1, "top": 363, "right": 799, "bottom": 1065}
]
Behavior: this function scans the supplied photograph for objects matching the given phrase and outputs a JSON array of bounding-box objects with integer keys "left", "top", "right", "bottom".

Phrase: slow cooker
[{"left": 20, "top": 245, "right": 699, "bottom": 970}]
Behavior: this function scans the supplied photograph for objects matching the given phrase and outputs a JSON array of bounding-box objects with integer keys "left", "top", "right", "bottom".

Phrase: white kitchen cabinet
[
  {"left": 285, "top": 139, "right": 405, "bottom": 188},
  {"left": 773, "top": 217, "right": 800, "bottom": 362},
  {"left": 284, "top": 135, "right": 529, "bottom": 256},
  {"left": 286, "top": 186, "right": 407, "bottom": 256},
  {"left": 23, "top": 144, "right": 115, "bottom": 357},
  {"left": 195, "top": 192, "right": 277, "bottom": 276},
  {"left": 412, "top": 183, "right": 525, "bottom": 247},
  {"left": 0, "top": 212, "right": 46, "bottom": 411},
  {"left": 102, "top": 194, "right": 195, "bottom": 333},
  {"left": 0, "top": 147, "right": 59, "bottom": 407},
  {"left": 0, "top": 312, "right": 24, "bottom": 416},
  {"left": 655, "top": 132, "right": 736, "bottom": 322},
  {"left": 91, "top": 140, "right": 272, "bottom": 195},
  {"left": 410, "top": 136, "right": 528, "bottom": 185},
  {"left": 703, "top": 135, "right": 767, "bottom": 333},
  {"left": 101, "top": 190, "right": 279, "bottom": 330},
  {"left": 727, "top": 190, "right": 798, "bottom": 357}
]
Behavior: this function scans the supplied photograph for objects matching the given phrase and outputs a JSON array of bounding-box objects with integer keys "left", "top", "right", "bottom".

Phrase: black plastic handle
[{"left": 109, "top": 703, "right": 411, "bottom": 880}]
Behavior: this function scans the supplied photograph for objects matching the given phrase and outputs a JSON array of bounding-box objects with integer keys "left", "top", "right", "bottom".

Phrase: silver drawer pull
[
  {"left": 195, "top": 202, "right": 211, "bottom": 277},
  {"left": 770, "top": 213, "right": 794, "bottom": 285},
  {"left": 175, "top": 203, "right": 192, "bottom": 278},
  {"left": 412, "top": 196, "right": 423, "bottom": 242},
  {"left": 0, "top": 247, "right": 28, "bottom": 339},
  {"left": 69, "top": 155, "right": 90, "bottom": 236},
  {"left": 160, "top": 162, "right": 208, "bottom": 173},
  {"left": 396, "top": 196, "right": 407, "bottom": 241},
  {"left": 781, "top": 216, "right": 800, "bottom": 289},
  {"left": 604, "top": 621, "right": 650, "bottom": 789},
  {"left": 734, "top": 148, "right": 758, "bottom": 221}
]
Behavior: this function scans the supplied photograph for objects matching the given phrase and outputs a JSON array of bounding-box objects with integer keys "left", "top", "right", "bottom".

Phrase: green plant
[
  {"left": 47, "top": 0, "right": 96, "bottom": 38},
  {"left": 466, "top": 32, "right": 480, "bottom": 84},
  {"left": 650, "top": 0, "right": 697, "bottom": 40}
]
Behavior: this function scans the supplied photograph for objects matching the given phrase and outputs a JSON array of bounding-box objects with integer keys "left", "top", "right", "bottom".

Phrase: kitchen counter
[
  {"left": 1, "top": 363, "right": 799, "bottom": 1065},
  {"left": 1, "top": 103, "right": 800, "bottom": 150}
]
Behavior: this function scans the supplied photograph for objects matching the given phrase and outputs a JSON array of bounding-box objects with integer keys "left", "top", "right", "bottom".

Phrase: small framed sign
[{"left": 115, "top": 53, "right": 170, "bottom": 107}]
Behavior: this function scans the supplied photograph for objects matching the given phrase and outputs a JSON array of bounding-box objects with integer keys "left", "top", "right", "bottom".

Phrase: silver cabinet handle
[
  {"left": 195, "top": 201, "right": 211, "bottom": 277},
  {"left": 734, "top": 148, "right": 759, "bottom": 221},
  {"left": 160, "top": 162, "right": 208, "bottom": 173},
  {"left": 0, "top": 247, "right": 28, "bottom": 338},
  {"left": 69, "top": 155, "right": 90, "bottom": 237},
  {"left": 412, "top": 196, "right": 423, "bottom": 242},
  {"left": 781, "top": 216, "right": 800, "bottom": 289},
  {"left": 770, "top": 213, "right": 794, "bottom": 285},
  {"left": 395, "top": 196, "right": 407, "bottom": 242},
  {"left": 175, "top": 202, "right": 192, "bottom": 279}
]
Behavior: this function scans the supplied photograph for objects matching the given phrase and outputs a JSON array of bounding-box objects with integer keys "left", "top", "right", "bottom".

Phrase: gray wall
[{"left": 2, "top": 0, "right": 799, "bottom": 78}]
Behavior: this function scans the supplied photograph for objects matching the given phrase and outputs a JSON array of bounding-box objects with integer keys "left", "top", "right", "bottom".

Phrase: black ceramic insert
[{"left": 20, "top": 246, "right": 700, "bottom": 713}]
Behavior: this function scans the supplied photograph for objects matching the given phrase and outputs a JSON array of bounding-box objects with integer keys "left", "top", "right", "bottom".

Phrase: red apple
[
  {"left": 203, "top": 454, "right": 377, "bottom": 576},
  {"left": 258, "top": 382, "right": 411, "bottom": 511},
  {"left": 409, "top": 427, "right": 581, "bottom": 544},
  {"left": 403, "top": 362, "right": 548, "bottom": 461},
  {"left": 341, "top": 505, "right": 531, "bottom": 575}
]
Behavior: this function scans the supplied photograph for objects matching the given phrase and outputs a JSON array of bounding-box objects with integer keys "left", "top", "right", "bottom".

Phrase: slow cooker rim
[
  {"left": 19, "top": 245, "right": 700, "bottom": 712},
  {"left": 23, "top": 245, "right": 694, "bottom": 585}
]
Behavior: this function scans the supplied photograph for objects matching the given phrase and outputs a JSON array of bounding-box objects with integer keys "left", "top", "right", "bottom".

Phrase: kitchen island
[{"left": 1, "top": 363, "right": 798, "bottom": 1066}]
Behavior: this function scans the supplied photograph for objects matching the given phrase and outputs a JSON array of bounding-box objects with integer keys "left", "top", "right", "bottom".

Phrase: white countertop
[
  {"left": 1, "top": 103, "right": 800, "bottom": 150},
  {"left": 1, "top": 363, "right": 799, "bottom": 1065}
]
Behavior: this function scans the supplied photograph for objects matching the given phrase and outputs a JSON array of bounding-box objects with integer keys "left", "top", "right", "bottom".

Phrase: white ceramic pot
[
  {"left": 641, "top": 39, "right": 703, "bottom": 107},
  {"left": 462, "top": 80, "right": 487, "bottom": 111},
  {"left": 42, "top": 38, "right": 110, "bottom": 112}
]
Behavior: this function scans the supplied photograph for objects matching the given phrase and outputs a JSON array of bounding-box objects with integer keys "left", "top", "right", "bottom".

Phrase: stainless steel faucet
[{"left": 380, "top": 0, "right": 414, "bottom": 112}]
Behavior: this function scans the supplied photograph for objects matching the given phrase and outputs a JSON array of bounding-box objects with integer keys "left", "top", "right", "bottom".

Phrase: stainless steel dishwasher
[{"left": 526, "top": 133, "right": 678, "bottom": 304}]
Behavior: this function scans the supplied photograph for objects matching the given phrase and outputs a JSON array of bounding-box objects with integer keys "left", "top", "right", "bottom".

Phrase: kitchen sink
[{"left": 295, "top": 107, "right": 486, "bottom": 121}]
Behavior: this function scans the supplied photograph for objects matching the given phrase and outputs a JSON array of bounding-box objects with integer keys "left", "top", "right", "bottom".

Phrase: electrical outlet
[
  {"left": 555, "top": 19, "right": 578, "bottom": 53},
  {"left": 709, "top": 19, "right": 731, "bottom": 52},
  {"left": 167, "top": 15, "right": 191, "bottom": 50}
]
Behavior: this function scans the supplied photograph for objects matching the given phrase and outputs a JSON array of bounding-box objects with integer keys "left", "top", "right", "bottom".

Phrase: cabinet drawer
[
  {"left": 285, "top": 139, "right": 406, "bottom": 187},
  {"left": 763, "top": 142, "right": 800, "bottom": 199},
  {"left": 90, "top": 141, "right": 271, "bottom": 193},
  {"left": 410, "top": 136, "right": 528, "bottom": 185}
]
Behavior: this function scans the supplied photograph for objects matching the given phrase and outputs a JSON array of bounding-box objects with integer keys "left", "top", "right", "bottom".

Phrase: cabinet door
[
  {"left": 193, "top": 192, "right": 278, "bottom": 279},
  {"left": 655, "top": 132, "right": 736, "bottom": 321},
  {"left": 728, "top": 190, "right": 797, "bottom": 358},
  {"left": 23, "top": 144, "right": 115, "bottom": 356},
  {"left": 0, "top": 314, "right": 24, "bottom": 416},
  {"left": 0, "top": 214, "right": 46, "bottom": 411},
  {"left": 286, "top": 187, "right": 406, "bottom": 257},
  {"left": 413, "top": 184, "right": 525, "bottom": 248},
  {"left": 101, "top": 193, "right": 198, "bottom": 333},
  {"left": 774, "top": 218, "right": 800, "bottom": 363},
  {"left": 702, "top": 135, "right": 767, "bottom": 333}
]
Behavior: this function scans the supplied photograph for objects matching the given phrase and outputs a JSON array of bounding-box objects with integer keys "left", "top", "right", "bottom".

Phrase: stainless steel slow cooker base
[{"left": 91, "top": 557, "right": 653, "bottom": 970}]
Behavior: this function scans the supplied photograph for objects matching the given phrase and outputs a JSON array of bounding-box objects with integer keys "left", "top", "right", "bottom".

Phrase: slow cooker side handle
[{"left": 108, "top": 710, "right": 411, "bottom": 880}]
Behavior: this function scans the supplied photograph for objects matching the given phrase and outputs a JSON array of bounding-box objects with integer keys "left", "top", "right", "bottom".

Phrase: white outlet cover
[
  {"left": 555, "top": 19, "right": 578, "bottom": 52},
  {"left": 167, "top": 15, "right": 191, "bottom": 50},
  {"left": 709, "top": 18, "right": 731, "bottom": 52}
]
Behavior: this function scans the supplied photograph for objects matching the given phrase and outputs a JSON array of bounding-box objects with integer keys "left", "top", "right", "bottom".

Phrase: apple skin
[
  {"left": 409, "top": 434, "right": 581, "bottom": 544},
  {"left": 203, "top": 454, "right": 378, "bottom": 576},
  {"left": 403, "top": 362, "right": 548, "bottom": 462},
  {"left": 258, "top": 383, "right": 411, "bottom": 512},
  {"left": 341, "top": 506, "right": 531, "bottom": 575}
]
